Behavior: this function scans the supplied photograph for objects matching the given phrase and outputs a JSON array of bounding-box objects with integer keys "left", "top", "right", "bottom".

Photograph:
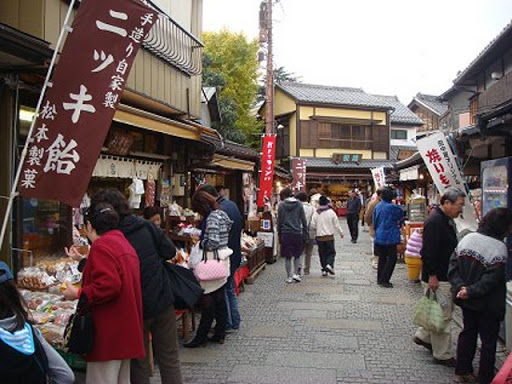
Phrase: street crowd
[{"left": 1, "top": 185, "right": 512, "bottom": 384}]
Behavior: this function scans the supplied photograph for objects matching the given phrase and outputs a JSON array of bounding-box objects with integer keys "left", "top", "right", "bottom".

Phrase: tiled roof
[
  {"left": 277, "top": 82, "right": 392, "bottom": 110},
  {"left": 453, "top": 20, "right": 512, "bottom": 85},
  {"left": 390, "top": 145, "right": 417, "bottom": 162},
  {"left": 371, "top": 94, "right": 423, "bottom": 126},
  {"left": 305, "top": 157, "right": 394, "bottom": 169},
  {"left": 413, "top": 93, "right": 448, "bottom": 116}
]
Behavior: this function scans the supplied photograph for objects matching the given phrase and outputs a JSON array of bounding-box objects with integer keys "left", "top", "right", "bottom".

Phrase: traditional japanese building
[
  {"left": 0, "top": 0, "right": 226, "bottom": 263},
  {"left": 263, "top": 82, "right": 395, "bottom": 202}
]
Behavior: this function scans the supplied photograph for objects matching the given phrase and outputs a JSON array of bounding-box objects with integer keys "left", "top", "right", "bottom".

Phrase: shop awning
[
  {"left": 211, "top": 154, "right": 255, "bottom": 172},
  {"left": 114, "top": 104, "right": 200, "bottom": 141}
]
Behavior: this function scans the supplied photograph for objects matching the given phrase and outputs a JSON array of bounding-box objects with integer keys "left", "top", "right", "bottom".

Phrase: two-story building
[
  {"left": 371, "top": 94, "right": 423, "bottom": 162},
  {"left": 267, "top": 82, "right": 394, "bottom": 202},
  {"left": 408, "top": 93, "right": 448, "bottom": 136},
  {"left": 0, "top": 0, "right": 222, "bottom": 262}
]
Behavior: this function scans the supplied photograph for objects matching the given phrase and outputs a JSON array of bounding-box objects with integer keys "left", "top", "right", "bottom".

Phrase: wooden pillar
[{"left": 0, "top": 80, "right": 15, "bottom": 263}]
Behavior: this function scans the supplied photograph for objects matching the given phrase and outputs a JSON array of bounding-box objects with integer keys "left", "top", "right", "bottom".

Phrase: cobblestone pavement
[{"left": 149, "top": 219, "right": 506, "bottom": 384}]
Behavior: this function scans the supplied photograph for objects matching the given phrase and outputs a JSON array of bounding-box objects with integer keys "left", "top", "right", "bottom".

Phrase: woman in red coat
[{"left": 63, "top": 203, "right": 145, "bottom": 384}]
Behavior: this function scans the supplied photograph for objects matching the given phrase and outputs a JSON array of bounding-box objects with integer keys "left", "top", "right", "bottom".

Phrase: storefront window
[{"left": 20, "top": 198, "right": 71, "bottom": 263}]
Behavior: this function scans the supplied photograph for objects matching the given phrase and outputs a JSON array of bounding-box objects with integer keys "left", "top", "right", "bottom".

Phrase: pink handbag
[{"left": 193, "top": 249, "right": 229, "bottom": 281}]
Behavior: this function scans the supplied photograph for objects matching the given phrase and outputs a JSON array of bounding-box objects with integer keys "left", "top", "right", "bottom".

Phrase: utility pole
[{"left": 260, "top": 0, "right": 274, "bottom": 135}]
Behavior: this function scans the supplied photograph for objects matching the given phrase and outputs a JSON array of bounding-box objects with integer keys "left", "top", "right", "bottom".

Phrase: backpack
[{"left": 0, "top": 324, "right": 50, "bottom": 384}]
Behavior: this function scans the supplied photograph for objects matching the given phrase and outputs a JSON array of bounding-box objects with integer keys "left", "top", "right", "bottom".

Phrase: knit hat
[
  {"left": 319, "top": 195, "right": 329, "bottom": 206},
  {"left": 0, "top": 261, "right": 14, "bottom": 285}
]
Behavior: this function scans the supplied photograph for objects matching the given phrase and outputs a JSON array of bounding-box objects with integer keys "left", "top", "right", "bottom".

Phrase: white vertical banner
[
  {"left": 416, "top": 132, "right": 465, "bottom": 194},
  {"left": 371, "top": 166, "right": 386, "bottom": 188}
]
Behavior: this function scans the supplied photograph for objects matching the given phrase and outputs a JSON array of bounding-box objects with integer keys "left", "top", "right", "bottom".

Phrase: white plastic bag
[{"left": 188, "top": 243, "right": 202, "bottom": 269}]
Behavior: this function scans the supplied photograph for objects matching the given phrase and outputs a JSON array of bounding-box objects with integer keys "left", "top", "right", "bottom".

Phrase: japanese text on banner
[
  {"left": 291, "top": 158, "right": 306, "bottom": 193},
  {"left": 19, "top": 0, "right": 157, "bottom": 206},
  {"left": 416, "top": 132, "right": 465, "bottom": 194},
  {"left": 257, "top": 135, "right": 276, "bottom": 208}
]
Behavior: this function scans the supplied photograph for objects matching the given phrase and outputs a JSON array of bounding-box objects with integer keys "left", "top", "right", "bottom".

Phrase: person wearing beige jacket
[
  {"left": 364, "top": 188, "right": 384, "bottom": 269},
  {"left": 310, "top": 196, "right": 344, "bottom": 277}
]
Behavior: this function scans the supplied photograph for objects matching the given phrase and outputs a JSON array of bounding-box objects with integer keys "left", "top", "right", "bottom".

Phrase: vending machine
[
  {"left": 481, "top": 157, "right": 512, "bottom": 276},
  {"left": 481, "top": 157, "right": 512, "bottom": 217}
]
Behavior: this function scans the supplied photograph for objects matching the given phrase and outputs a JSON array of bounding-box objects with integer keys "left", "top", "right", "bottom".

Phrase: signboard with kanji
[
  {"left": 18, "top": 0, "right": 156, "bottom": 206},
  {"left": 290, "top": 158, "right": 306, "bottom": 193},
  {"left": 417, "top": 132, "right": 465, "bottom": 194},
  {"left": 257, "top": 135, "right": 276, "bottom": 208},
  {"left": 332, "top": 153, "right": 362, "bottom": 164},
  {"left": 371, "top": 166, "right": 386, "bottom": 189}
]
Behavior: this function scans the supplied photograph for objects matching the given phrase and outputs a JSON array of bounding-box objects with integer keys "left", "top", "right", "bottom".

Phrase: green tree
[
  {"left": 257, "top": 66, "right": 300, "bottom": 103},
  {"left": 202, "top": 29, "right": 262, "bottom": 146}
]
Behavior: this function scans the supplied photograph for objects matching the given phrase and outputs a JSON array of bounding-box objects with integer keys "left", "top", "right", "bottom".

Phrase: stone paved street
[{"left": 151, "top": 218, "right": 496, "bottom": 384}]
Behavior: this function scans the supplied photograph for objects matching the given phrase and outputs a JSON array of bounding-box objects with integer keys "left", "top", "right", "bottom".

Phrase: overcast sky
[{"left": 203, "top": 0, "right": 512, "bottom": 104}]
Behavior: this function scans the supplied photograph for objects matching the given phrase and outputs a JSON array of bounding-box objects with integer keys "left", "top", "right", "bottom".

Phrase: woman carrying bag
[
  {"left": 62, "top": 203, "right": 145, "bottom": 384},
  {"left": 185, "top": 190, "right": 233, "bottom": 348}
]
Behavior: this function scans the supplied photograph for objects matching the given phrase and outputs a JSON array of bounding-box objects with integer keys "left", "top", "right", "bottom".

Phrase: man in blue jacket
[
  {"left": 373, "top": 187, "right": 404, "bottom": 288},
  {"left": 202, "top": 185, "right": 243, "bottom": 332}
]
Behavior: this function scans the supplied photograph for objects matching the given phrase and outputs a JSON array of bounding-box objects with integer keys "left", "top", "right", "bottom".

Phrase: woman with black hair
[
  {"left": 449, "top": 207, "right": 512, "bottom": 384},
  {"left": 90, "top": 189, "right": 182, "bottom": 384},
  {"left": 62, "top": 202, "right": 145, "bottom": 384},
  {"left": 185, "top": 189, "right": 233, "bottom": 348},
  {"left": 0, "top": 262, "right": 74, "bottom": 384}
]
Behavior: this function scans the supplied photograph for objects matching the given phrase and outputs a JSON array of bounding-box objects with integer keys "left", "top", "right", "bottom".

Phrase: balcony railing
[{"left": 142, "top": 2, "right": 203, "bottom": 76}]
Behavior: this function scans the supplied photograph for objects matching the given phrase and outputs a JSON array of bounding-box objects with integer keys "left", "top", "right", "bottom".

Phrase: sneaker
[
  {"left": 322, "top": 271, "right": 328, "bottom": 277},
  {"left": 286, "top": 277, "right": 293, "bottom": 284},
  {"left": 325, "top": 265, "right": 335, "bottom": 275},
  {"left": 292, "top": 274, "right": 302, "bottom": 282}
]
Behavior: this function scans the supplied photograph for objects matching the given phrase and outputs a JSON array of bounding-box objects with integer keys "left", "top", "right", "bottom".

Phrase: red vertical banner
[
  {"left": 290, "top": 158, "right": 306, "bottom": 193},
  {"left": 18, "top": 0, "right": 157, "bottom": 206},
  {"left": 257, "top": 135, "right": 276, "bottom": 208}
]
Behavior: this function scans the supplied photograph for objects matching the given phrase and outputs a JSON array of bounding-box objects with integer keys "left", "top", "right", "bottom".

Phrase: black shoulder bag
[{"left": 63, "top": 294, "right": 95, "bottom": 354}]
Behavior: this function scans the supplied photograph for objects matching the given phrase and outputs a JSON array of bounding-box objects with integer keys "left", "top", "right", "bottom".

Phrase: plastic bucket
[{"left": 405, "top": 256, "right": 422, "bottom": 281}]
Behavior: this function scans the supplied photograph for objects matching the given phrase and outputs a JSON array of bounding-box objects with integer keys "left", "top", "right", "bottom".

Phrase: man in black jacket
[
  {"left": 413, "top": 187, "right": 466, "bottom": 367},
  {"left": 91, "top": 189, "right": 183, "bottom": 384},
  {"left": 201, "top": 185, "right": 243, "bottom": 332},
  {"left": 346, "top": 190, "right": 362, "bottom": 243}
]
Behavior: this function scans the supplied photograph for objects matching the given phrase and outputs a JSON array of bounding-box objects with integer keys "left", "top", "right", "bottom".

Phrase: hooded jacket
[
  {"left": 0, "top": 316, "right": 74, "bottom": 384},
  {"left": 118, "top": 214, "right": 176, "bottom": 319},
  {"left": 277, "top": 197, "right": 308, "bottom": 239}
]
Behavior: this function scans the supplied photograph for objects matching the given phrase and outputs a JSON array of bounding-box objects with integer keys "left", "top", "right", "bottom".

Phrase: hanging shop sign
[
  {"left": 416, "top": 132, "right": 465, "bottom": 194},
  {"left": 257, "top": 135, "right": 276, "bottom": 208},
  {"left": 399, "top": 165, "right": 419, "bottom": 181},
  {"left": 18, "top": 0, "right": 156, "bottom": 206},
  {"left": 290, "top": 158, "right": 306, "bottom": 193},
  {"left": 92, "top": 156, "right": 161, "bottom": 180},
  {"left": 332, "top": 153, "right": 362, "bottom": 164},
  {"left": 371, "top": 166, "right": 386, "bottom": 189}
]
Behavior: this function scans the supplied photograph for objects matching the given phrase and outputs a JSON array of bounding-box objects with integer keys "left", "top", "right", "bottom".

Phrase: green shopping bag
[{"left": 412, "top": 289, "right": 447, "bottom": 333}]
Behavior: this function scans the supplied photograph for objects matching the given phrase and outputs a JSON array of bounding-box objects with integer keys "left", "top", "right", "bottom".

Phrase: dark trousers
[
  {"left": 346, "top": 213, "right": 359, "bottom": 241},
  {"left": 194, "top": 285, "right": 227, "bottom": 342},
  {"left": 374, "top": 244, "right": 397, "bottom": 284},
  {"left": 456, "top": 309, "right": 501, "bottom": 384},
  {"left": 131, "top": 305, "right": 183, "bottom": 384},
  {"left": 317, "top": 240, "right": 336, "bottom": 271}
]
